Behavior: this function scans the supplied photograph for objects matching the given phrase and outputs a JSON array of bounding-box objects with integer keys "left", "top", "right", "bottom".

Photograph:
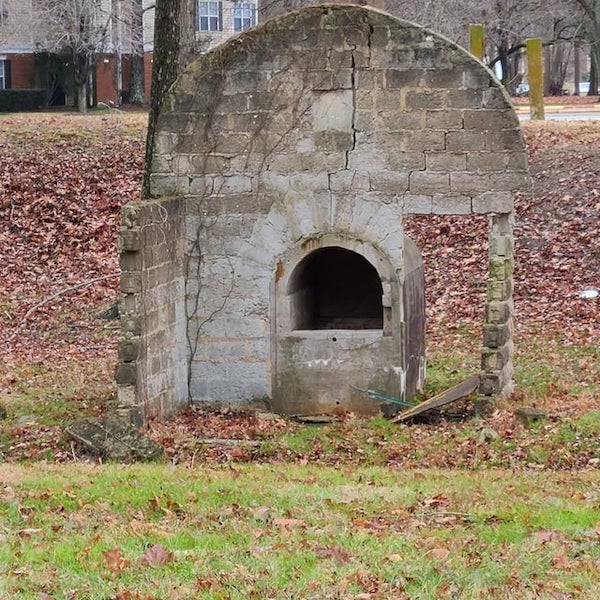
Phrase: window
[
  {"left": 198, "top": 1, "right": 223, "bottom": 31},
  {"left": 233, "top": 2, "right": 256, "bottom": 32},
  {"left": 0, "top": 60, "right": 7, "bottom": 90}
]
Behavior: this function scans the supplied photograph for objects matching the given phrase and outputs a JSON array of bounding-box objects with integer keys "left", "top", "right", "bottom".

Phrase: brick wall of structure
[
  {"left": 117, "top": 198, "right": 188, "bottom": 425},
  {"left": 121, "top": 4, "right": 530, "bottom": 421},
  {"left": 4, "top": 54, "right": 35, "bottom": 88}
]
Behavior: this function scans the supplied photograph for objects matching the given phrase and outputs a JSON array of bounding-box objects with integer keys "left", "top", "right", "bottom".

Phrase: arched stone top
[{"left": 151, "top": 3, "right": 529, "bottom": 221}]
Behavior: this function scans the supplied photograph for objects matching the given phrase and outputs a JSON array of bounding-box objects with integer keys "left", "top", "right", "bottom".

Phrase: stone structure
[{"left": 116, "top": 4, "right": 530, "bottom": 424}]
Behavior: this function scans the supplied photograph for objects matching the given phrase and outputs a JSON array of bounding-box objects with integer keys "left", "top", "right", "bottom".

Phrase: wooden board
[{"left": 391, "top": 375, "right": 480, "bottom": 422}]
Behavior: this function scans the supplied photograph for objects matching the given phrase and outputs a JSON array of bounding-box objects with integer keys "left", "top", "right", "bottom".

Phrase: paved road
[{"left": 518, "top": 110, "right": 600, "bottom": 121}]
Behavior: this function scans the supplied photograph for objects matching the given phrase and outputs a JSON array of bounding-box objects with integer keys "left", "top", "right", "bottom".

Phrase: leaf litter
[{"left": 0, "top": 115, "right": 598, "bottom": 469}]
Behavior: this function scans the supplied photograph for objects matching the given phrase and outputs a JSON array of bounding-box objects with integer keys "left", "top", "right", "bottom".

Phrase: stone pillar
[
  {"left": 478, "top": 212, "right": 514, "bottom": 414},
  {"left": 116, "top": 204, "right": 144, "bottom": 425}
]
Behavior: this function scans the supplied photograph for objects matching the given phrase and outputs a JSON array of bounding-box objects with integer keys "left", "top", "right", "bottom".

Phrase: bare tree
[
  {"left": 387, "top": 0, "right": 576, "bottom": 93},
  {"left": 569, "top": 0, "right": 600, "bottom": 94},
  {"left": 34, "top": 0, "right": 116, "bottom": 112}
]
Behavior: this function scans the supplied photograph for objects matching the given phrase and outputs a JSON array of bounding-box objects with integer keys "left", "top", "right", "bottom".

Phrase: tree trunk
[
  {"left": 574, "top": 40, "right": 581, "bottom": 95},
  {"left": 129, "top": 0, "right": 146, "bottom": 105},
  {"left": 545, "top": 42, "right": 568, "bottom": 95},
  {"left": 143, "top": 0, "right": 195, "bottom": 198},
  {"left": 129, "top": 55, "right": 145, "bottom": 105},
  {"left": 590, "top": 49, "right": 598, "bottom": 95},
  {"left": 77, "top": 82, "right": 87, "bottom": 113}
]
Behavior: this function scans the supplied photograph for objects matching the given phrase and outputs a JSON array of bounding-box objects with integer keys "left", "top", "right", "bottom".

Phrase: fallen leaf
[
  {"left": 141, "top": 543, "right": 174, "bottom": 567},
  {"left": 273, "top": 518, "right": 306, "bottom": 528},
  {"left": 427, "top": 547, "right": 451, "bottom": 560},
  {"left": 103, "top": 547, "right": 129, "bottom": 577},
  {"left": 387, "top": 553, "right": 403, "bottom": 562}
]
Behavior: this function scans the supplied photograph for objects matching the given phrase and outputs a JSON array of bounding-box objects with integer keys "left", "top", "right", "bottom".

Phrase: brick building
[{"left": 0, "top": 0, "right": 258, "bottom": 108}]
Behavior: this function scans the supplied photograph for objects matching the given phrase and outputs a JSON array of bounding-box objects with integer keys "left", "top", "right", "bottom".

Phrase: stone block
[
  {"left": 479, "top": 372, "right": 500, "bottom": 396},
  {"left": 432, "top": 194, "right": 471, "bottom": 215},
  {"left": 368, "top": 171, "right": 409, "bottom": 194},
  {"left": 119, "top": 251, "right": 140, "bottom": 271},
  {"left": 490, "top": 234, "right": 513, "bottom": 257},
  {"left": 486, "top": 300, "right": 512, "bottom": 324},
  {"left": 118, "top": 336, "right": 140, "bottom": 361},
  {"left": 312, "top": 89, "right": 353, "bottom": 132},
  {"left": 485, "top": 129, "right": 525, "bottom": 151},
  {"left": 424, "top": 109, "right": 463, "bottom": 129},
  {"left": 117, "top": 385, "right": 137, "bottom": 408},
  {"left": 490, "top": 172, "right": 531, "bottom": 192},
  {"left": 450, "top": 172, "right": 490, "bottom": 194},
  {"left": 463, "top": 109, "right": 519, "bottom": 131},
  {"left": 487, "top": 278, "right": 513, "bottom": 302},
  {"left": 472, "top": 191, "right": 514, "bottom": 213},
  {"left": 413, "top": 46, "right": 446, "bottom": 68},
  {"left": 507, "top": 152, "right": 529, "bottom": 171},
  {"left": 115, "top": 363, "right": 138, "bottom": 386},
  {"left": 489, "top": 256, "right": 513, "bottom": 281},
  {"left": 119, "top": 294, "right": 139, "bottom": 314},
  {"left": 446, "top": 89, "right": 484, "bottom": 109},
  {"left": 464, "top": 70, "right": 494, "bottom": 90},
  {"left": 483, "top": 323, "right": 511, "bottom": 348},
  {"left": 424, "top": 68, "right": 464, "bottom": 88},
  {"left": 466, "top": 152, "right": 510, "bottom": 173},
  {"left": 121, "top": 205, "right": 143, "bottom": 228},
  {"left": 373, "top": 89, "right": 402, "bottom": 111},
  {"left": 409, "top": 171, "right": 450, "bottom": 195},
  {"left": 402, "top": 194, "right": 433, "bottom": 214},
  {"left": 405, "top": 90, "right": 447, "bottom": 110},
  {"left": 120, "top": 271, "right": 142, "bottom": 294},
  {"left": 405, "top": 130, "right": 446, "bottom": 152},
  {"left": 118, "top": 227, "right": 141, "bottom": 252},
  {"left": 370, "top": 26, "right": 390, "bottom": 48},
  {"left": 385, "top": 69, "right": 423, "bottom": 88},
  {"left": 377, "top": 110, "right": 423, "bottom": 131},
  {"left": 482, "top": 87, "right": 510, "bottom": 109},
  {"left": 384, "top": 151, "right": 425, "bottom": 171},
  {"left": 153, "top": 131, "right": 177, "bottom": 156},
  {"left": 121, "top": 314, "right": 141, "bottom": 336},
  {"left": 426, "top": 152, "right": 467, "bottom": 171},
  {"left": 355, "top": 69, "right": 385, "bottom": 89},
  {"left": 149, "top": 174, "right": 189, "bottom": 197},
  {"left": 446, "top": 130, "right": 486, "bottom": 151},
  {"left": 372, "top": 46, "right": 415, "bottom": 69},
  {"left": 313, "top": 131, "right": 354, "bottom": 152}
]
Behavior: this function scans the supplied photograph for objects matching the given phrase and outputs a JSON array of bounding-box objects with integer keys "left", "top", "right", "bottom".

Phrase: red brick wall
[
  {"left": 96, "top": 54, "right": 118, "bottom": 105},
  {"left": 4, "top": 52, "right": 153, "bottom": 104},
  {"left": 5, "top": 54, "right": 36, "bottom": 89},
  {"left": 144, "top": 52, "right": 153, "bottom": 101}
]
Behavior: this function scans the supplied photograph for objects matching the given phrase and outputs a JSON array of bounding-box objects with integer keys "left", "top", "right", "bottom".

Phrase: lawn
[{"left": 2, "top": 463, "right": 600, "bottom": 599}]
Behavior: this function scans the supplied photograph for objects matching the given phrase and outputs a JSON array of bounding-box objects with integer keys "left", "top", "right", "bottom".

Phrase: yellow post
[
  {"left": 527, "top": 38, "right": 545, "bottom": 120},
  {"left": 470, "top": 24, "right": 485, "bottom": 61}
]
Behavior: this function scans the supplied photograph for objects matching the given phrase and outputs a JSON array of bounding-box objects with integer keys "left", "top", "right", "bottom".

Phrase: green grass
[{"left": 1, "top": 464, "right": 600, "bottom": 599}]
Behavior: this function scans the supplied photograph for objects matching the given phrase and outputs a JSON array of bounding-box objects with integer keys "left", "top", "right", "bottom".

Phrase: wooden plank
[{"left": 391, "top": 375, "right": 480, "bottom": 422}]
